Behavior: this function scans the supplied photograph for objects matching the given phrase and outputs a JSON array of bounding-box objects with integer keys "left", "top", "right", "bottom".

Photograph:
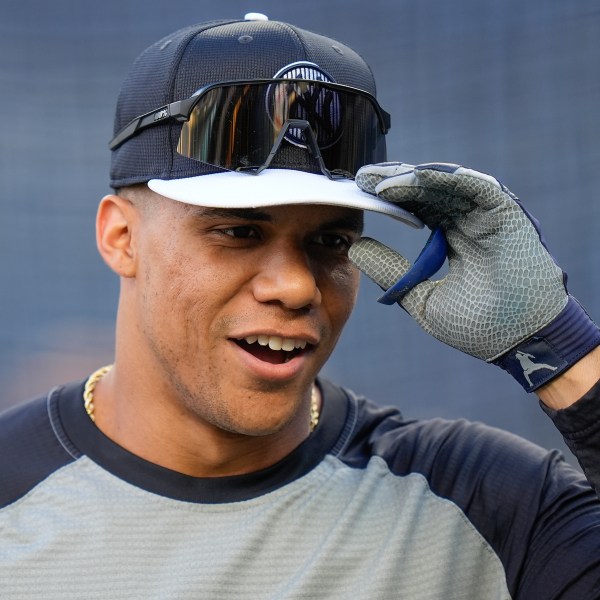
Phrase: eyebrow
[
  {"left": 318, "top": 213, "right": 364, "bottom": 235},
  {"left": 189, "top": 205, "right": 364, "bottom": 234},
  {"left": 189, "top": 207, "right": 273, "bottom": 221}
]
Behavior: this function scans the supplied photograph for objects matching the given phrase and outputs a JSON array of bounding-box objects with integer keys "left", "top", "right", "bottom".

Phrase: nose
[{"left": 252, "top": 244, "right": 322, "bottom": 310}]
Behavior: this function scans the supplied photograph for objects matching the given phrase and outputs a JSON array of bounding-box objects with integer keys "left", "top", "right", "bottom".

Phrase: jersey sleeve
[
  {"left": 343, "top": 395, "right": 600, "bottom": 598},
  {"left": 541, "top": 378, "right": 600, "bottom": 498}
]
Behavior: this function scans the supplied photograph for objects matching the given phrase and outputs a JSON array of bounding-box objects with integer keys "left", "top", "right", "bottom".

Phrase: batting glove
[{"left": 349, "top": 162, "right": 600, "bottom": 392}]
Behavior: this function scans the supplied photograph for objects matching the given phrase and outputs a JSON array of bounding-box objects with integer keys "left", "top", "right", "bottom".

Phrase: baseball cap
[{"left": 110, "top": 13, "right": 423, "bottom": 228}]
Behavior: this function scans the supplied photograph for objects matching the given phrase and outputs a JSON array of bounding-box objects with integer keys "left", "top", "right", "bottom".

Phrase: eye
[
  {"left": 218, "top": 225, "right": 261, "bottom": 240},
  {"left": 313, "top": 233, "right": 352, "bottom": 253}
]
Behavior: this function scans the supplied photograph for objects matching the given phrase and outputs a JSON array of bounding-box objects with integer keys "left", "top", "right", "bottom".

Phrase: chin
[{"left": 213, "top": 402, "right": 304, "bottom": 438}]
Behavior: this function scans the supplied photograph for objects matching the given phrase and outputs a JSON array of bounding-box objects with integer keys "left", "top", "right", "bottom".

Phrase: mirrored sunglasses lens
[{"left": 177, "top": 82, "right": 385, "bottom": 175}]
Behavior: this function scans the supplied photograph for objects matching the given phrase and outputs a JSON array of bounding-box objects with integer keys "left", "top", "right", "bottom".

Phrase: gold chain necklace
[
  {"left": 83, "top": 365, "right": 320, "bottom": 431},
  {"left": 83, "top": 365, "right": 112, "bottom": 422}
]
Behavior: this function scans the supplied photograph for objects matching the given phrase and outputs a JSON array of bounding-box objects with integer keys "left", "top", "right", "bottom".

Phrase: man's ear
[{"left": 96, "top": 194, "right": 138, "bottom": 277}]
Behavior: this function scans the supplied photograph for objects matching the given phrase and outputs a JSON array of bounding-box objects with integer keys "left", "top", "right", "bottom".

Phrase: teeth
[
  {"left": 269, "top": 336, "right": 283, "bottom": 351},
  {"left": 243, "top": 335, "right": 308, "bottom": 351},
  {"left": 281, "top": 339, "right": 295, "bottom": 352}
]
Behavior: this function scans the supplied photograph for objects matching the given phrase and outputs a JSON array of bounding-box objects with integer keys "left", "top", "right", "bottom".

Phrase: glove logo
[{"left": 515, "top": 351, "right": 557, "bottom": 387}]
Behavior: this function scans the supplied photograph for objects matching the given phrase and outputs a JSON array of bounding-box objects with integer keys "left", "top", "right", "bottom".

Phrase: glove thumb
[{"left": 349, "top": 229, "right": 447, "bottom": 304}]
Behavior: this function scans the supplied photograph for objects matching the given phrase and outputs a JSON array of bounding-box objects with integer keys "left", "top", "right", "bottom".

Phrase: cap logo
[{"left": 267, "top": 62, "right": 342, "bottom": 149}]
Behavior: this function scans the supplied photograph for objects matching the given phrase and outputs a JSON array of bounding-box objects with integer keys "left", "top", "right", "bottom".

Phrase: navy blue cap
[
  {"left": 110, "top": 16, "right": 379, "bottom": 189},
  {"left": 108, "top": 15, "right": 424, "bottom": 227}
]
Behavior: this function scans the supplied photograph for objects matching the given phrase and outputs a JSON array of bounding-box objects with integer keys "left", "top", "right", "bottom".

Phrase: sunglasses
[{"left": 109, "top": 79, "right": 391, "bottom": 179}]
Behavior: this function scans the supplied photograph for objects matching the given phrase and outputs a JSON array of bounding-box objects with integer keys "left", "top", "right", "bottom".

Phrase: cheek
[
  {"left": 322, "top": 263, "right": 360, "bottom": 325},
  {"left": 139, "top": 253, "right": 219, "bottom": 345}
]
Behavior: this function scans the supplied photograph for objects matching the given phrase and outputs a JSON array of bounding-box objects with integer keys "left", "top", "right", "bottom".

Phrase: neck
[{"left": 90, "top": 365, "right": 319, "bottom": 478}]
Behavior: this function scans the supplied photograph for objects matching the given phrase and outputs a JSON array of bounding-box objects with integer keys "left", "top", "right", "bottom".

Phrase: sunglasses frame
[{"left": 109, "top": 78, "right": 391, "bottom": 152}]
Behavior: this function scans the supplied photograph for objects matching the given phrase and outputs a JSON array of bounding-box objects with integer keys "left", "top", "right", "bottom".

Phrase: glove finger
[
  {"left": 374, "top": 176, "right": 465, "bottom": 230},
  {"left": 355, "top": 162, "right": 415, "bottom": 195},
  {"left": 410, "top": 164, "right": 513, "bottom": 212},
  {"left": 348, "top": 237, "right": 440, "bottom": 330},
  {"left": 348, "top": 237, "right": 412, "bottom": 289},
  {"left": 373, "top": 164, "right": 521, "bottom": 232}
]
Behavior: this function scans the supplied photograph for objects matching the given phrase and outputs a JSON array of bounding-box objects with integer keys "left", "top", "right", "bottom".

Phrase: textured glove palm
[{"left": 349, "top": 162, "right": 600, "bottom": 391}]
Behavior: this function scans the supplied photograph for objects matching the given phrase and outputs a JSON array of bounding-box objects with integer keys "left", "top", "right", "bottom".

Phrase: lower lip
[{"left": 228, "top": 341, "right": 311, "bottom": 381}]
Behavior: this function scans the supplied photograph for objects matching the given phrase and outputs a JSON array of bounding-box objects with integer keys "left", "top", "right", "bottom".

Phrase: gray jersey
[{"left": 1, "top": 378, "right": 600, "bottom": 598}]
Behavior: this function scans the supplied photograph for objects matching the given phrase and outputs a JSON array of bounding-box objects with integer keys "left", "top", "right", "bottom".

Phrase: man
[{"left": 2, "top": 14, "right": 600, "bottom": 599}]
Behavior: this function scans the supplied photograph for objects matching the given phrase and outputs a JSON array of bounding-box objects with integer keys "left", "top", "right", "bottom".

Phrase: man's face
[{"left": 128, "top": 195, "right": 362, "bottom": 437}]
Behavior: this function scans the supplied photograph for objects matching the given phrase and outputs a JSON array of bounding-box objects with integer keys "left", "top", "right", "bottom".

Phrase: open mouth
[{"left": 233, "top": 335, "right": 312, "bottom": 365}]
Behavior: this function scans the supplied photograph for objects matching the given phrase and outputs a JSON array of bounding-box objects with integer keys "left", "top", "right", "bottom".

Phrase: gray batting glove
[{"left": 349, "top": 162, "right": 600, "bottom": 392}]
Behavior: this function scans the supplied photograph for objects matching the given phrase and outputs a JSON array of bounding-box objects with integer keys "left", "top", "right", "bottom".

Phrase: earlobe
[{"left": 96, "top": 194, "right": 137, "bottom": 277}]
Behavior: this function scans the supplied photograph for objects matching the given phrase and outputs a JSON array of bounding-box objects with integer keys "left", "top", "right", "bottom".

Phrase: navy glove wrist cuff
[{"left": 494, "top": 297, "right": 600, "bottom": 392}]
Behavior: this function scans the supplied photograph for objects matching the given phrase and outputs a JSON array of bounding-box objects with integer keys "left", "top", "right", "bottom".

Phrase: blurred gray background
[{"left": 1, "top": 0, "right": 598, "bottom": 466}]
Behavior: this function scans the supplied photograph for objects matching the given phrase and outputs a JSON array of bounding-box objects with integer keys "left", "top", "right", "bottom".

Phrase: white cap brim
[{"left": 148, "top": 169, "right": 423, "bottom": 229}]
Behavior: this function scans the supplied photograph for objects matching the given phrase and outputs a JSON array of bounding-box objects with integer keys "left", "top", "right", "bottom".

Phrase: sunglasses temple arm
[
  {"left": 109, "top": 119, "right": 143, "bottom": 150},
  {"left": 109, "top": 100, "right": 192, "bottom": 150}
]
